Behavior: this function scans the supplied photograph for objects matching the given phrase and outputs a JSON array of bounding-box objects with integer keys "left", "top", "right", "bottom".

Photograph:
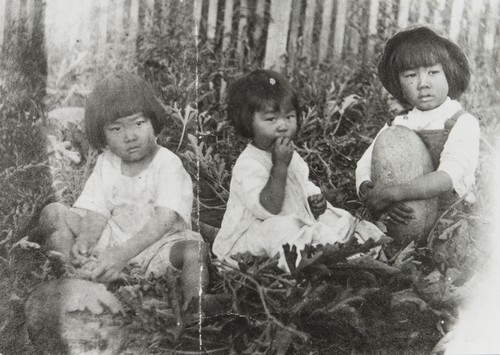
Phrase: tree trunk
[
  {"left": 236, "top": 0, "right": 248, "bottom": 65},
  {"left": 397, "top": 0, "right": 410, "bottom": 28},
  {"left": 288, "top": 0, "right": 302, "bottom": 68},
  {"left": 333, "top": 0, "right": 348, "bottom": 61},
  {"left": 484, "top": 0, "right": 499, "bottom": 53},
  {"left": 264, "top": 0, "right": 293, "bottom": 70},
  {"left": 302, "top": 0, "right": 317, "bottom": 64},
  {"left": 253, "top": 0, "right": 266, "bottom": 45},
  {"left": 207, "top": 0, "right": 218, "bottom": 42},
  {"left": 449, "top": 0, "right": 465, "bottom": 42},
  {"left": 367, "top": 0, "right": 380, "bottom": 58},
  {"left": 222, "top": 0, "right": 234, "bottom": 51},
  {"left": 319, "top": 0, "right": 334, "bottom": 62}
]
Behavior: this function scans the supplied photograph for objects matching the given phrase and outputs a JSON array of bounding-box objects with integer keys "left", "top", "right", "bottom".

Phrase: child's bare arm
[
  {"left": 91, "top": 206, "right": 181, "bottom": 282},
  {"left": 72, "top": 210, "right": 107, "bottom": 262},
  {"left": 392, "top": 171, "right": 453, "bottom": 201},
  {"left": 259, "top": 137, "right": 293, "bottom": 214},
  {"left": 365, "top": 171, "right": 453, "bottom": 212},
  {"left": 259, "top": 163, "right": 288, "bottom": 214},
  {"left": 355, "top": 124, "right": 389, "bottom": 195}
]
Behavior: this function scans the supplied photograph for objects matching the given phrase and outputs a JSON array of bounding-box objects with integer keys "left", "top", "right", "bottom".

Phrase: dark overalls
[
  {"left": 390, "top": 109, "right": 466, "bottom": 214},
  {"left": 414, "top": 109, "right": 466, "bottom": 213},
  {"left": 386, "top": 109, "right": 473, "bottom": 254},
  {"left": 384, "top": 109, "right": 477, "bottom": 267}
]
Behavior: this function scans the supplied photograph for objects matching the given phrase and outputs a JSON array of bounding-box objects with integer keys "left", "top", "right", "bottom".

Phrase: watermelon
[
  {"left": 371, "top": 125, "right": 438, "bottom": 243},
  {"left": 25, "top": 279, "right": 126, "bottom": 355}
]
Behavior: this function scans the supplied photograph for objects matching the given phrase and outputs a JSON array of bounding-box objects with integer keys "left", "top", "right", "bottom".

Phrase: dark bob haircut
[
  {"left": 227, "top": 70, "right": 301, "bottom": 139},
  {"left": 378, "top": 26, "right": 470, "bottom": 105},
  {"left": 84, "top": 72, "right": 167, "bottom": 150}
]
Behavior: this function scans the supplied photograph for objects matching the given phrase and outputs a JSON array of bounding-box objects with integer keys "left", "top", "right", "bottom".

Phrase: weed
[{"left": 0, "top": 7, "right": 497, "bottom": 353}]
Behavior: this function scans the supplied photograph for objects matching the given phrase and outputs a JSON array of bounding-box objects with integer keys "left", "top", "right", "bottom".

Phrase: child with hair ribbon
[
  {"left": 356, "top": 26, "right": 480, "bottom": 244},
  {"left": 213, "top": 70, "right": 385, "bottom": 271},
  {"left": 38, "top": 72, "right": 209, "bottom": 305}
]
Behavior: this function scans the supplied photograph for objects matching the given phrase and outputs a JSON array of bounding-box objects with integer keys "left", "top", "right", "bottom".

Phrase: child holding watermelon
[{"left": 356, "top": 26, "right": 479, "bottom": 243}]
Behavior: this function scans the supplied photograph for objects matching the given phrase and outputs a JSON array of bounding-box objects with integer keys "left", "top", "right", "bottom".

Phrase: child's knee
[
  {"left": 261, "top": 216, "right": 304, "bottom": 245},
  {"left": 45, "top": 231, "right": 74, "bottom": 257},
  {"left": 38, "top": 202, "right": 72, "bottom": 235},
  {"left": 262, "top": 215, "right": 301, "bottom": 233},
  {"left": 170, "top": 240, "right": 208, "bottom": 269},
  {"left": 183, "top": 241, "right": 209, "bottom": 262},
  {"left": 40, "top": 202, "right": 68, "bottom": 223},
  {"left": 37, "top": 203, "right": 78, "bottom": 254},
  {"left": 173, "top": 241, "right": 210, "bottom": 298}
]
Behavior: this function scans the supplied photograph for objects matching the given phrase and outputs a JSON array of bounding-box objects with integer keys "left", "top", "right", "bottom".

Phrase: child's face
[
  {"left": 398, "top": 63, "right": 449, "bottom": 111},
  {"left": 251, "top": 100, "right": 297, "bottom": 152},
  {"left": 104, "top": 113, "right": 158, "bottom": 163}
]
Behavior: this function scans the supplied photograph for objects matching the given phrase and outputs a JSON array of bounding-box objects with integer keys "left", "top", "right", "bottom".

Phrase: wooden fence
[
  {"left": 1, "top": 0, "right": 499, "bottom": 82},
  {"left": 194, "top": 0, "right": 500, "bottom": 69}
]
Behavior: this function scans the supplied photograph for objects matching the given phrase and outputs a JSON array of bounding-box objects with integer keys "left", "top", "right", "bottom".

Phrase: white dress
[
  {"left": 213, "top": 144, "right": 384, "bottom": 270},
  {"left": 73, "top": 147, "right": 200, "bottom": 276}
]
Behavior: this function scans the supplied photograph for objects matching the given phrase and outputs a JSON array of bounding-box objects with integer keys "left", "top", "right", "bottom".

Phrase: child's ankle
[{"left": 45, "top": 231, "right": 73, "bottom": 262}]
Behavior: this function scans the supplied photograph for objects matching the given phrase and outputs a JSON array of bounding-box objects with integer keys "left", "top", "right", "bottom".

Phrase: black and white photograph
[{"left": 0, "top": 0, "right": 499, "bottom": 354}]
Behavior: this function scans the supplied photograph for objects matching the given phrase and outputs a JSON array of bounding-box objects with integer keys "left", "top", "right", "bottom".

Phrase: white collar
[
  {"left": 394, "top": 98, "right": 463, "bottom": 129},
  {"left": 408, "top": 97, "right": 462, "bottom": 117}
]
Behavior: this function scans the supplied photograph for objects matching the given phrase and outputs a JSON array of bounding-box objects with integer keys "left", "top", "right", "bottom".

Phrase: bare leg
[
  {"left": 169, "top": 240, "right": 209, "bottom": 306},
  {"left": 38, "top": 202, "right": 81, "bottom": 260}
]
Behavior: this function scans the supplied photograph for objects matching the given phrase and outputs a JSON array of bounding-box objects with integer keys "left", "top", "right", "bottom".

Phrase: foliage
[
  {"left": 128, "top": 34, "right": 494, "bottom": 353},
  {"left": 0, "top": 6, "right": 498, "bottom": 354},
  {"left": 0, "top": 75, "right": 52, "bottom": 254},
  {"left": 290, "top": 60, "right": 388, "bottom": 215},
  {"left": 0, "top": 43, "right": 55, "bottom": 354}
]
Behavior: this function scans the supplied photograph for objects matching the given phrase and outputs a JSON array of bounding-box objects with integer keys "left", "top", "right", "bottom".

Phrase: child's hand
[
  {"left": 386, "top": 202, "right": 414, "bottom": 225},
  {"left": 71, "top": 237, "right": 95, "bottom": 266},
  {"left": 364, "top": 185, "right": 396, "bottom": 213},
  {"left": 308, "top": 193, "right": 327, "bottom": 218},
  {"left": 91, "top": 246, "right": 129, "bottom": 282},
  {"left": 272, "top": 137, "right": 294, "bottom": 167},
  {"left": 359, "top": 181, "right": 374, "bottom": 200}
]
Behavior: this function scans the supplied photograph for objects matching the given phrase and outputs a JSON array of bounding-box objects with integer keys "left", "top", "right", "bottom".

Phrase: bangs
[
  {"left": 391, "top": 39, "right": 451, "bottom": 72},
  {"left": 227, "top": 69, "right": 301, "bottom": 138},
  {"left": 257, "top": 97, "right": 296, "bottom": 117},
  {"left": 251, "top": 95, "right": 290, "bottom": 114},
  {"left": 248, "top": 81, "right": 297, "bottom": 115},
  {"left": 378, "top": 26, "right": 470, "bottom": 103},
  {"left": 84, "top": 73, "right": 166, "bottom": 149},
  {"left": 87, "top": 74, "right": 152, "bottom": 125}
]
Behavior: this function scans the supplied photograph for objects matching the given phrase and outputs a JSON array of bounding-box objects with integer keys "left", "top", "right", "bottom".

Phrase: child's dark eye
[
  {"left": 136, "top": 120, "right": 146, "bottom": 126},
  {"left": 108, "top": 126, "right": 121, "bottom": 132}
]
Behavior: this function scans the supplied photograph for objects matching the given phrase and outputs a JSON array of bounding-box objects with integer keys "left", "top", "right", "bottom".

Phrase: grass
[{"left": 0, "top": 15, "right": 499, "bottom": 354}]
